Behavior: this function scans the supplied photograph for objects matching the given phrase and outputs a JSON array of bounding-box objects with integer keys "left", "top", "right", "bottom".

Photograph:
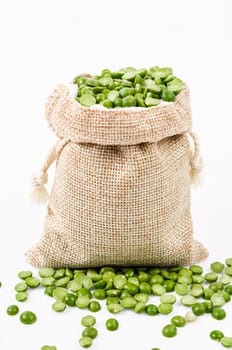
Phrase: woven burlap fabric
[{"left": 26, "top": 84, "right": 208, "bottom": 268}]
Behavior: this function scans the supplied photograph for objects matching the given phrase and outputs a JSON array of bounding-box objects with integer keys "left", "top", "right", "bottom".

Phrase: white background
[{"left": 0, "top": 0, "right": 232, "bottom": 349}]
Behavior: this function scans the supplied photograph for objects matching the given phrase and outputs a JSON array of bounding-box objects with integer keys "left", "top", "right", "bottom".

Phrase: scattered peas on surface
[
  {"left": 74, "top": 66, "right": 184, "bottom": 108},
  {"left": 5, "top": 257, "right": 232, "bottom": 347}
]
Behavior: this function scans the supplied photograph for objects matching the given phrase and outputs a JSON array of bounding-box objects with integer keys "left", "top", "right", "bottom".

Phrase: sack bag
[{"left": 26, "top": 83, "right": 208, "bottom": 268}]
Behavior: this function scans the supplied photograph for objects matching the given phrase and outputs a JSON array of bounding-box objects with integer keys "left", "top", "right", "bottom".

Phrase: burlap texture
[{"left": 26, "top": 84, "right": 208, "bottom": 267}]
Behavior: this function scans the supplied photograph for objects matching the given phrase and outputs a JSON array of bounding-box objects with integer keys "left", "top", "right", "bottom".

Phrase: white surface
[{"left": 0, "top": 0, "right": 232, "bottom": 349}]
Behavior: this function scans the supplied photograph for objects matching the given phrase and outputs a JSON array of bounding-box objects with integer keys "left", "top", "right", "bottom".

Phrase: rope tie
[
  {"left": 189, "top": 131, "right": 203, "bottom": 186},
  {"left": 31, "top": 138, "right": 70, "bottom": 204}
]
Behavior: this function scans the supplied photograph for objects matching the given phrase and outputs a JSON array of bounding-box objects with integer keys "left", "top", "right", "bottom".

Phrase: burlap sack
[{"left": 26, "top": 83, "right": 208, "bottom": 268}]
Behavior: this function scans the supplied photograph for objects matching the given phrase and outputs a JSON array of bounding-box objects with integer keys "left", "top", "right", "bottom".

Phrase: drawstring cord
[
  {"left": 189, "top": 131, "right": 203, "bottom": 186},
  {"left": 30, "top": 138, "right": 70, "bottom": 204}
]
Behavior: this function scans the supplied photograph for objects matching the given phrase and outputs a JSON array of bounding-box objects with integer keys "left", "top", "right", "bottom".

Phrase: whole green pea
[
  {"left": 192, "top": 303, "right": 206, "bottom": 316},
  {"left": 82, "top": 327, "right": 98, "bottom": 339},
  {"left": 203, "top": 301, "right": 214, "bottom": 313},
  {"left": 162, "top": 324, "right": 177, "bottom": 338},
  {"left": 100, "top": 100, "right": 113, "bottom": 108},
  {"left": 93, "top": 289, "right": 106, "bottom": 300},
  {"left": 20, "top": 311, "right": 37, "bottom": 325},
  {"left": 210, "top": 330, "right": 224, "bottom": 341},
  {"left": 106, "top": 318, "right": 119, "bottom": 331},
  {"left": 145, "top": 304, "right": 159, "bottom": 316},
  {"left": 88, "top": 301, "right": 101, "bottom": 312},
  {"left": 64, "top": 293, "right": 76, "bottom": 306},
  {"left": 171, "top": 315, "right": 186, "bottom": 327},
  {"left": 212, "top": 308, "right": 226, "bottom": 320},
  {"left": 161, "top": 89, "right": 175, "bottom": 102},
  {"left": 119, "top": 87, "right": 135, "bottom": 97},
  {"left": 7, "top": 305, "right": 19, "bottom": 316}
]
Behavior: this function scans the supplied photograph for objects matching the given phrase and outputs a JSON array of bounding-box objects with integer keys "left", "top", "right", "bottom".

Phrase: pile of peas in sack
[
  {"left": 4, "top": 258, "right": 232, "bottom": 349},
  {"left": 74, "top": 66, "right": 183, "bottom": 108}
]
